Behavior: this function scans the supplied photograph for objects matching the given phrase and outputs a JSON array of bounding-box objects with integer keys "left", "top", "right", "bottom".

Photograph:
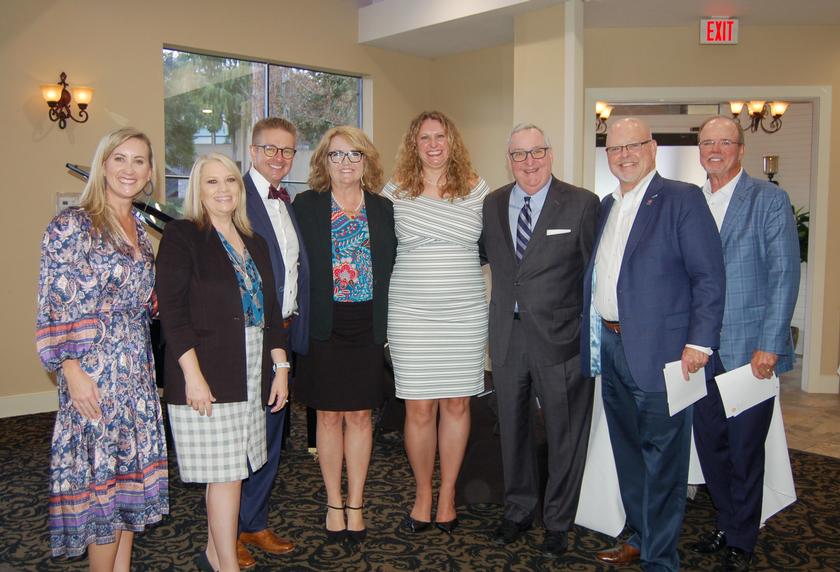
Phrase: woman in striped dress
[
  {"left": 382, "top": 111, "right": 489, "bottom": 534},
  {"left": 157, "top": 153, "right": 289, "bottom": 572}
]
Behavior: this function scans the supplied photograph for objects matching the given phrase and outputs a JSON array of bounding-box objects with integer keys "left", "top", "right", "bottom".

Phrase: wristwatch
[{"left": 272, "top": 361, "right": 291, "bottom": 373}]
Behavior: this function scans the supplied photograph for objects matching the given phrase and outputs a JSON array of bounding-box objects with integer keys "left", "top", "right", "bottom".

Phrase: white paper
[
  {"left": 546, "top": 228, "right": 571, "bottom": 235},
  {"left": 715, "top": 364, "right": 779, "bottom": 418},
  {"left": 663, "top": 360, "right": 707, "bottom": 416}
]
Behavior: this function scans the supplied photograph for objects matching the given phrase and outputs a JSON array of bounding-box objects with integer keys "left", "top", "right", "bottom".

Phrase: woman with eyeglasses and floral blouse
[{"left": 293, "top": 126, "right": 396, "bottom": 545}]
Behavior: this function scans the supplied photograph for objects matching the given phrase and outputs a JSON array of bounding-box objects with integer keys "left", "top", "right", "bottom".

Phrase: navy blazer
[
  {"left": 244, "top": 172, "right": 310, "bottom": 354},
  {"left": 581, "top": 172, "right": 726, "bottom": 392},
  {"left": 292, "top": 189, "right": 396, "bottom": 345},
  {"left": 717, "top": 171, "right": 800, "bottom": 375},
  {"left": 156, "top": 219, "right": 287, "bottom": 405}
]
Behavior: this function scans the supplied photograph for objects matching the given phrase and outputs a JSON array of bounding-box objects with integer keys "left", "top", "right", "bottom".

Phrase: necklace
[
  {"left": 423, "top": 176, "right": 446, "bottom": 187},
  {"left": 332, "top": 191, "right": 364, "bottom": 217}
]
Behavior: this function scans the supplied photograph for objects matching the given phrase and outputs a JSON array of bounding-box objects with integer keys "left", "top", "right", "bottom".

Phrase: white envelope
[
  {"left": 663, "top": 360, "right": 707, "bottom": 416},
  {"left": 546, "top": 228, "right": 571, "bottom": 236},
  {"left": 715, "top": 364, "right": 778, "bottom": 418}
]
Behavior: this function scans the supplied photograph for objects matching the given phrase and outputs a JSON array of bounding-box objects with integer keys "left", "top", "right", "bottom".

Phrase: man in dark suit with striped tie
[
  {"left": 236, "top": 117, "right": 310, "bottom": 568},
  {"left": 480, "top": 123, "right": 599, "bottom": 558}
]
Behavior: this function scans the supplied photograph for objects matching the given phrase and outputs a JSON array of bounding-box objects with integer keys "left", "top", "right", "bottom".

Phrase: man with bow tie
[
  {"left": 581, "top": 117, "right": 725, "bottom": 571},
  {"left": 237, "top": 117, "right": 310, "bottom": 568}
]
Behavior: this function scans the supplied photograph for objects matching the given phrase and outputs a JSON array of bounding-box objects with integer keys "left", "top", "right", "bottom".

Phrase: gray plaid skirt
[{"left": 168, "top": 326, "right": 267, "bottom": 483}]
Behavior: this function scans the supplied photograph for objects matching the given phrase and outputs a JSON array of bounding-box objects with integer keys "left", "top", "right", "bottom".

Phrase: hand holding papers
[
  {"left": 663, "top": 361, "right": 707, "bottom": 416},
  {"left": 715, "top": 364, "right": 779, "bottom": 418}
]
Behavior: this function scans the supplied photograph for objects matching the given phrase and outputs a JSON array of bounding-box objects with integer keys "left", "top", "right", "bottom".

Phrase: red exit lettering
[{"left": 701, "top": 18, "right": 739, "bottom": 44}]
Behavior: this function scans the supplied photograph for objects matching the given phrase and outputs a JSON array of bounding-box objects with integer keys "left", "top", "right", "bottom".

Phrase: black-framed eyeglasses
[
  {"left": 509, "top": 147, "right": 550, "bottom": 162},
  {"left": 252, "top": 144, "right": 297, "bottom": 159},
  {"left": 328, "top": 150, "right": 364, "bottom": 163},
  {"left": 698, "top": 139, "right": 741, "bottom": 149},
  {"left": 605, "top": 139, "right": 653, "bottom": 156}
]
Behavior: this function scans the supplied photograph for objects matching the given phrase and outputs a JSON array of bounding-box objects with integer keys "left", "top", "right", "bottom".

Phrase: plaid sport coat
[{"left": 717, "top": 171, "right": 800, "bottom": 375}]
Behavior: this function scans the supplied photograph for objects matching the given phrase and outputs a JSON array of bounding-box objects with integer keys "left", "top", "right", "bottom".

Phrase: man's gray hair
[
  {"left": 508, "top": 123, "right": 552, "bottom": 148},
  {"left": 698, "top": 115, "right": 745, "bottom": 145}
]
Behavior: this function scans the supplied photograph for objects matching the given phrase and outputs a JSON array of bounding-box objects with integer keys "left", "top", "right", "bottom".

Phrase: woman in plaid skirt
[{"left": 157, "top": 153, "right": 289, "bottom": 572}]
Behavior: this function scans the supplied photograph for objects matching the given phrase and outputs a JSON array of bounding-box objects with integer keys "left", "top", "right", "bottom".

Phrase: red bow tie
[{"left": 268, "top": 185, "right": 291, "bottom": 203}]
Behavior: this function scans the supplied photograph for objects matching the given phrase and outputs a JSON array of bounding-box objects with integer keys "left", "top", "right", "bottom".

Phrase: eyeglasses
[
  {"left": 252, "top": 144, "right": 297, "bottom": 159},
  {"left": 698, "top": 139, "right": 741, "bottom": 149},
  {"left": 605, "top": 139, "right": 653, "bottom": 156},
  {"left": 327, "top": 150, "right": 364, "bottom": 163},
  {"left": 509, "top": 147, "right": 550, "bottom": 162}
]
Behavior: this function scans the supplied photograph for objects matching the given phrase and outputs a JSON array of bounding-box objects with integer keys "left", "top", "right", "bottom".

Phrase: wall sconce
[
  {"left": 41, "top": 72, "right": 93, "bottom": 129},
  {"left": 763, "top": 154, "right": 780, "bottom": 185},
  {"left": 595, "top": 101, "right": 613, "bottom": 134},
  {"left": 729, "top": 100, "right": 788, "bottom": 134}
]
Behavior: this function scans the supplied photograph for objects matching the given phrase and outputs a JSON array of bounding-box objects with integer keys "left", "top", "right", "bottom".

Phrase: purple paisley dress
[{"left": 35, "top": 208, "right": 169, "bottom": 557}]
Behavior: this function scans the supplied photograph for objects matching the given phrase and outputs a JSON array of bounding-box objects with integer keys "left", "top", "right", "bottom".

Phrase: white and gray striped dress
[{"left": 382, "top": 179, "right": 489, "bottom": 400}]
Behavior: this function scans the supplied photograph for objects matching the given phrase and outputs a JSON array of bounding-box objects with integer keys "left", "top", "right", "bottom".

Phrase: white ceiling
[{"left": 359, "top": 0, "right": 840, "bottom": 58}]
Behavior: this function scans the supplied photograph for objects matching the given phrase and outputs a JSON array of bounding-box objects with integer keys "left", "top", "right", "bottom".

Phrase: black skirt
[{"left": 294, "top": 301, "right": 386, "bottom": 411}]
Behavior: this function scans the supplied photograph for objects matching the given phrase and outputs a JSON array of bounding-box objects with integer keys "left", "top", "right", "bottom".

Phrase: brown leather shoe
[
  {"left": 596, "top": 543, "right": 641, "bottom": 564},
  {"left": 239, "top": 529, "right": 295, "bottom": 555},
  {"left": 236, "top": 540, "right": 256, "bottom": 570}
]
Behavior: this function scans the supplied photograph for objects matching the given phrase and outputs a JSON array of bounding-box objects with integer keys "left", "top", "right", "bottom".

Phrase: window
[{"left": 163, "top": 48, "right": 363, "bottom": 207}]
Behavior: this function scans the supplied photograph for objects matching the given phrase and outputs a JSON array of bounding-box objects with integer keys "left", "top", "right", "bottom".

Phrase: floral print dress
[{"left": 35, "top": 208, "right": 169, "bottom": 557}]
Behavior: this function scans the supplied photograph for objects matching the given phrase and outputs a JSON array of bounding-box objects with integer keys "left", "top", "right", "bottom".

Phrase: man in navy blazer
[
  {"left": 689, "top": 116, "right": 800, "bottom": 572},
  {"left": 237, "top": 117, "right": 310, "bottom": 567},
  {"left": 581, "top": 118, "right": 725, "bottom": 571}
]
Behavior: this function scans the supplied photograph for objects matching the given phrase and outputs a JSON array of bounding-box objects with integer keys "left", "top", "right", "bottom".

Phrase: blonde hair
[
  {"left": 80, "top": 127, "right": 158, "bottom": 251},
  {"left": 252, "top": 117, "right": 297, "bottom": 142},
  {"left": 183, "top": 153, "right": 253, "bottom": 236},
  {"left": 308, "top": 126, "right": 384, "bottom": 194},
  {"left": 391, "top": 110, "right": 477, "bottom": 201}
]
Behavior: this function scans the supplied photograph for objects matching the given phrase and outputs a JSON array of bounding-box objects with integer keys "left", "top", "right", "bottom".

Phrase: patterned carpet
[{"left": 1, "top": 402, "right": 838, "bottom": 571}]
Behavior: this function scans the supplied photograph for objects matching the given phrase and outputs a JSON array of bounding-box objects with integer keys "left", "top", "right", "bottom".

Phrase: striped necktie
[{"left": 516, "top": 196, "right": 532, "bottom": 261}]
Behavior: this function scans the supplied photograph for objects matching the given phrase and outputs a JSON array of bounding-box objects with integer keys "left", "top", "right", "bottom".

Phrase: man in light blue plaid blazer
[{"left": 690, "top": 116, "right": 800, "bottom": 572}]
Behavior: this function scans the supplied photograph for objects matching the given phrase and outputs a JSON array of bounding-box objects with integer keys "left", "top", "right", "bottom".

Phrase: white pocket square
[{"left": 546, "top": 228, "right": 571, "bottom": 236}]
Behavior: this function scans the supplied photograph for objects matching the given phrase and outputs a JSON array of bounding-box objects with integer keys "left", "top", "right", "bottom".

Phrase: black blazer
[
  {"left": 156, "top": 219, "right": 287, "bottom": 405},
  {"left": 292, "top": 190, "right": 396, "bottom": 345}
]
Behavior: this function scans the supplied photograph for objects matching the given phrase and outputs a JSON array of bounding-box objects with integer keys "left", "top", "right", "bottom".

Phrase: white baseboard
[{"left": 0, "top": 391, "right": 57, "bottom": 418}]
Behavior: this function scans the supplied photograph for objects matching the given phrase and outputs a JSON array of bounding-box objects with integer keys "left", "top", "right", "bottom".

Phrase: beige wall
[
  {"left": 430, "top": 43, "right": 514, "bottom": 190},
  {"left": 585, "top": 24, "right": 840, "bottom": 381},
  {"left": 514, "top": 5, "right": 567, "bottom": 172},
  {"left": 1, "top": 0, "right": 431, "bottom": 406}
]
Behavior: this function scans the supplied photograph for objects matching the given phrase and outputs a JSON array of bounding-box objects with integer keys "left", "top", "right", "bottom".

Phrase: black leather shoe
[
  {"left": 434, "top": 518, "right": 459, "bottom": 535},
  {"left": 541, "top": 530, "right": 568, "bottom": 558},
  {"left": 723, "top": 547, "right": 752, "bottom": 571},
  {"left": 194, "top": 551, "right": 217, "bottom": 572},
  {"left": 401, "top": 512, "right": 432, "bottom": 533},
  {"left": 690, "top": 529, "right": 727, "bottom": 554},
  {"left": 494, "top": 518, "right": 531, "bottom": 545}
]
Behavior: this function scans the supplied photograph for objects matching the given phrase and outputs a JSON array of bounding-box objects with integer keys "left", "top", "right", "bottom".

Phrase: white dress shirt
[
  {"left": 702, "top": 169, "right": 743, "bottom": 231},
  {"left": 593, "top": 170, "right": 655, "bottom": 321},
  {"left": 248, "top": 167, "right": 299, "bottom": 319}
]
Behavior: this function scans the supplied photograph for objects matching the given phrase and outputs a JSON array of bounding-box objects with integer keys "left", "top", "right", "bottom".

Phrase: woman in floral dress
[
  {"left": 35, "top": 128, "right": 169, "bottom": 570},
  {"left": 293, "top": 126, "right": 396, "bottom": 544}
]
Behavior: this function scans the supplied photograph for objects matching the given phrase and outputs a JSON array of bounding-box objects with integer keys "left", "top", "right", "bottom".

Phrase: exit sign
[{"left": 700, "top": 17, "right": 739, "bottom": 44}]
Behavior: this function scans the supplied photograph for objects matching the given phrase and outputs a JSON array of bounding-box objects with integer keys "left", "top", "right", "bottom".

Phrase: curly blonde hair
[
  {"left": 183, "top": 153, "right": 253, "bottom": 236},
  {"left": 391, "top": 110, "right": 477, "bottom": 201},
  {"left": 307, "top": 126, "right": 384, "bottom": 194}
]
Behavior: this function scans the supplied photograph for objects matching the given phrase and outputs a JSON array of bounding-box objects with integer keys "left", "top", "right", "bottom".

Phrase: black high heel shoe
[
  {"left": 325, "top": 503, "right": 347, "bottom": 543},
  {"left": 401, "top": 512, "right": 432, "bottom": 533},
  {"left": 345, "top": 503, "right": 367, "bottom": 543},
  {"left": 194, "top": 550, "right": 217, "bottom": 572},
  {"left": 434, "top": 518, "right": 459, "bottom": 535}
]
